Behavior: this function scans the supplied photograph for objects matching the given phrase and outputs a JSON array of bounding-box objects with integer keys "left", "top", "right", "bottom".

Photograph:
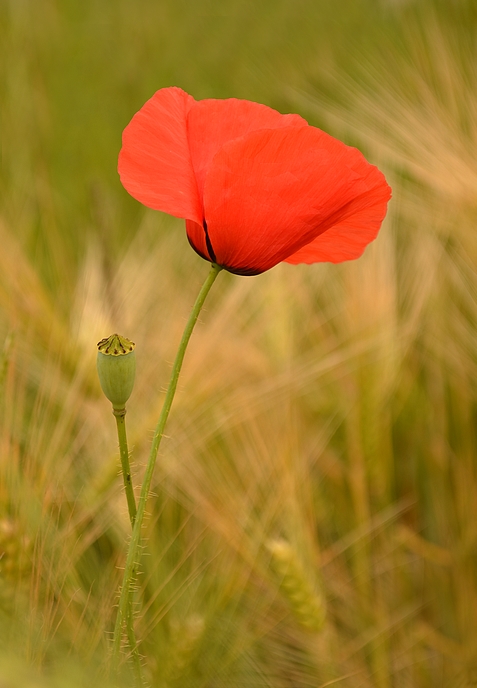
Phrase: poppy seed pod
[{"left": 97, "top": 334, "right": 136, "bottom": 409}]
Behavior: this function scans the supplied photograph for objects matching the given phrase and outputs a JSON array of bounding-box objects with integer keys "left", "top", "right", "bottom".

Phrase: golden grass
[{"left": 1, "top": 2, "right": 477, "bottom": 686}]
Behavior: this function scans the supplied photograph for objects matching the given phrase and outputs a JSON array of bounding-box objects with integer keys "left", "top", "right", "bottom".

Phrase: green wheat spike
[{"left": 267, "top": 539, "right": 326, "bottom": 633}]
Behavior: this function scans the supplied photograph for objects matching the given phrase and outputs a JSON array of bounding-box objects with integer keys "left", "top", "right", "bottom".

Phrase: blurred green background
[{"left": 1, "top": 0, "right": 477, "bottom": 686}]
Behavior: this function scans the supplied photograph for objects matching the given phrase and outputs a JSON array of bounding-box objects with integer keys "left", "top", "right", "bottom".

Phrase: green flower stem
[
  {"left": 114, "top": 408, "right": 137, "bottom": 526},
  {"left": 113, "top": 407, "right": 144, "bottom": 686},
  {"left": 111, "top": 263, "right": 222, "bottom": 671},
  {"left": 125, "top": 612, "right": 144, "bottom": 688}
]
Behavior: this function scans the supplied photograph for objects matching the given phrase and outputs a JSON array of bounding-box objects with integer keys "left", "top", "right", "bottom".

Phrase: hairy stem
[
  {"left": 111, "top": 263, "right": 222, "bottom": 671},
  {"left": 114, "top": 409, "right": 137, "bottom": 525},
  {"left": 113, "top": 408, "right": 144, "bottom": 685}
]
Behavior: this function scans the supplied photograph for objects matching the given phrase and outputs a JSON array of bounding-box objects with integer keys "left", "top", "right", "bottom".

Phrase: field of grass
[{"left": 1, "top": 0, "right": 477, "bottom": 685}]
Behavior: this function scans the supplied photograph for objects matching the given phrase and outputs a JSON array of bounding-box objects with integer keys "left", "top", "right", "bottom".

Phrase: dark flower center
[{"left": 203, "top": 220, "right": 217, "bottom": 263}]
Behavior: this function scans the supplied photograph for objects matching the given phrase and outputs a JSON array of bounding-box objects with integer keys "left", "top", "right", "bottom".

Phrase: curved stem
[{"left": 111, "top": 263, "right": 222, "bottom": 670}]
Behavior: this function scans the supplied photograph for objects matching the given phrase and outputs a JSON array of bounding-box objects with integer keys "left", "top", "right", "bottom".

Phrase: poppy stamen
[{"left": 203, "top": 220, "right": 217, "bottom": 263}]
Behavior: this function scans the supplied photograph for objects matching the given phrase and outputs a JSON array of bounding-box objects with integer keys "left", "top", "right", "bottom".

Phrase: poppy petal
[
  {"left": 186, "top": 98, "right": 307, "bottom": 201},
  {"left": 118, "top": 87, "right": 202, "bottom": 224},
  {"left": 185, "top": 219, "right": 211, "bottom": 261},
  {"left": 203, "top": 125, "right": 391, "bottom": 274},
  {"left": 284, "top": 180, "right": 391, "bottom": 264}
]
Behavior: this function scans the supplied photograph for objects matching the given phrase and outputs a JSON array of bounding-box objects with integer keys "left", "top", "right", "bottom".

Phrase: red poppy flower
[{"left": 119, "top": 87, "right": 391, "bottom": 276}]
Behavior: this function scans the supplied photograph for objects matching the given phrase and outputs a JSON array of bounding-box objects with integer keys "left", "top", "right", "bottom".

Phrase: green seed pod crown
[{"left": 97, "top": 334, "right": 136, "bottom": 409}]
